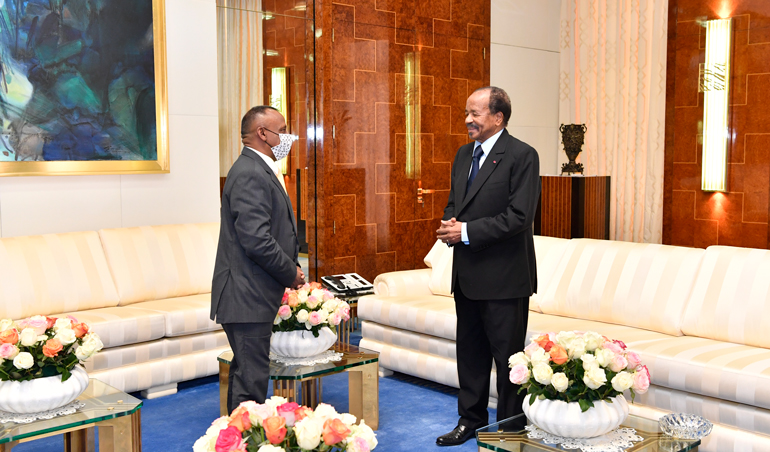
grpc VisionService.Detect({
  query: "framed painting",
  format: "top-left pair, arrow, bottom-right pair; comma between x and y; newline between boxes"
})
0,0 -> 168,176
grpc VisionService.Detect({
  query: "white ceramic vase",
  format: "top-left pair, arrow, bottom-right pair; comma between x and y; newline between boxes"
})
522,394 -> 629,438
0,366 -> 89,414
270,327 -> 337,358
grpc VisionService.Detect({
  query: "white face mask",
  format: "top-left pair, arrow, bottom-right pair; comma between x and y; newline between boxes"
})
265,128 -> 298,161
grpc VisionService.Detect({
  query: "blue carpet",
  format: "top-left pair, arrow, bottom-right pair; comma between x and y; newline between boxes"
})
13,333 -> 493,452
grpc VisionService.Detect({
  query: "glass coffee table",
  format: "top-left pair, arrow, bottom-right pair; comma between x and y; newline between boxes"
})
218,344 -> 379,429
0,379 -> 142,452
477,414 -> 700,451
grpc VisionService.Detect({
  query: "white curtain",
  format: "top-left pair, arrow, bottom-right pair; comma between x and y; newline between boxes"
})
217,0 -> 264,177
559,0 -> 667,243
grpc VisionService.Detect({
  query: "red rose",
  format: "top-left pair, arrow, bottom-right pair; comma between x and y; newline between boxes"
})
263,416 -> 287,444
323,418 -> 351,445
215,426 -> 245,452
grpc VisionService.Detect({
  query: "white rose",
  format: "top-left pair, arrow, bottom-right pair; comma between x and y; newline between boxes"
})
193,434 -> 217,452
508,352 -> 529,368
273,314 -> 282,325
297,290 -> 310,303
13,351 -> 34,369
551,372 -> 569,392
583,366 -> 607,389
54,318 -> 73,332
322,299 -> 339,312
75,333 -> 104,360
349,420 -> 378,450
55,328 -> 77,345
294,418 -> 323,450
340,413 -> 357,426
0,319 -> 14,332
611,371 -> 635,392
296,309 -> 310,323
36,334 -> 48,343
581,353 -> 599,370
316,309 -> 330,324
257,446 -> 286,452
529,348 -> 550,366
583,331 -> 604,351
567,338 -> 587,359
19,328 -> 38,347
205,416 -> 232,436
532,363 -> 553,385
555,331 -> 577,349
311,289 -> 325,300
313,403 -> 339,420
265,395 -> 287,414
596,348 -> 615,368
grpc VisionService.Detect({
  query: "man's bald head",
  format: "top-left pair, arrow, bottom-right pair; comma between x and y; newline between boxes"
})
240,106 -> 288,159
241,106 -> 280,138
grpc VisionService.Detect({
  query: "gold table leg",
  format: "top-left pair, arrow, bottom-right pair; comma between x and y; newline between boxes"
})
0,441 -> 18,451
64,427 -> 95,452
97,410 -> 141,452
347,361 -> 379,430
219,361 -> 230,416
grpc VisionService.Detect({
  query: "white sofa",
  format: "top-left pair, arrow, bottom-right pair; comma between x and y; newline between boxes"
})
358,236 -> 770,451
0,223 -> 228,397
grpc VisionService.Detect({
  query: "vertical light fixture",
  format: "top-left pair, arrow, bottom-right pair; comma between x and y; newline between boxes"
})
700,18 -> 732,192
404,52 -> 421,180
270,67 -> 290,175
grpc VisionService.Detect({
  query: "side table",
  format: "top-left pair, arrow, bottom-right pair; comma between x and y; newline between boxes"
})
217,345 -> 379,429
0,379 -> 142,452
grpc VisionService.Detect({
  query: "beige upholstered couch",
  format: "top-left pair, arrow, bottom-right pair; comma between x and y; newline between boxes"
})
0,223 -> 228,397
359,236 -> 770,451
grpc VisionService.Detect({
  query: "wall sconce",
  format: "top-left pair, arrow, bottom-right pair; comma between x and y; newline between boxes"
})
404,52 -> 421,180
700,18 -> 732,192
270,67 -> 290,175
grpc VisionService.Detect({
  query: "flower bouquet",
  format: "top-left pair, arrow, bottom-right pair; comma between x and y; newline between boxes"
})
273,283 -> 351,337
0,315 -> 103,382
193,396 -> 378,452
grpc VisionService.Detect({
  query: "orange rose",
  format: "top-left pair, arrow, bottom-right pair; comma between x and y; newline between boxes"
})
549,344 -> 569,365
45,316 -> 56,329
533,334 -> 551,350
309,282 -> 323,290
228,406 -> 252,432
72,323 -> 89,339
42,338 -> 63,358
287,293 -> 300,308
322,418 -> 351,446
0,329 -> 18,344
294,406 -> 313,422
263,416 -> 286,444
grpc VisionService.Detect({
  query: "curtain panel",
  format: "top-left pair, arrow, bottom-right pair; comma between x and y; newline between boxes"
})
559,0 -> 667,243
217,0 -> 264,177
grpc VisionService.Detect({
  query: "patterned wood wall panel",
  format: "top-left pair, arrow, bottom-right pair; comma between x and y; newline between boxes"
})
664,0 -> 770,249
317,0 -> 490,282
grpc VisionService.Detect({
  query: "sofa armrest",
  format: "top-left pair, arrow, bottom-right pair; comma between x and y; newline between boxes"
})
373,269 -> 434,297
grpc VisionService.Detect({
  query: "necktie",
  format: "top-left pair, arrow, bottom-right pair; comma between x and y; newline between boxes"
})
272,164 -> 287,193
466,145 -> 483,196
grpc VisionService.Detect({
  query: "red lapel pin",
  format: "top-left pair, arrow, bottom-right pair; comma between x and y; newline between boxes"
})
493,160 -> 497,163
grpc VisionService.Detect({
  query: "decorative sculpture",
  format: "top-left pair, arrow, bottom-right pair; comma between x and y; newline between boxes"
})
560,124 -> 587,175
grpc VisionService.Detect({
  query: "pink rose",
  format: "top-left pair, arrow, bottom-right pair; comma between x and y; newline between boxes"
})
306,296 -> 320,308
282,290 -> 290,305
509,364 -> 530,385
337,305 -> 350,321
633,365 -> 650,394
277,402 -> 299,426
17,316 -> 48,335
626,351 -> 642,370
215,426 -> 246,452
329,313 -> 342,326
523,341 -> 540,357
323,291 -> 334,301
308,311 -> 322,326
0,343 -> 19,359
604,341 -> 624,355
609,354 -> 628,372
278,305 -> 292,320
348,436 -> 370,452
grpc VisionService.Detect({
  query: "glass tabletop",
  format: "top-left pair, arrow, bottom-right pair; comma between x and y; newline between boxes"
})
218,344 -> 379,380
477,413 -> 701,452
0,379 -> 142,444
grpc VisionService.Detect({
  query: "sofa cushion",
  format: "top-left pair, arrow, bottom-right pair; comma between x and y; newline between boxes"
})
358,294 -> 457,341
61,306 -> 166,348
130,294 -> 222,337
682,246 -> 770,349
424,240 -> 453,297
530,235 -> 570,312
628,335 -> 770,410
373,269 -> 433,298
0,231 -> 120,320
98,223 -> 219,306
539,239 -> 704,336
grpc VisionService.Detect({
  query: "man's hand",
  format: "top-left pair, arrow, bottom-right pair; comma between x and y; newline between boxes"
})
293,268 -> 306,289
437,217 -> 463,245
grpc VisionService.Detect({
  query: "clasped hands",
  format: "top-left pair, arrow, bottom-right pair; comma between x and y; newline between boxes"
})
293,267 -> 306,289
437,218 -> 462,245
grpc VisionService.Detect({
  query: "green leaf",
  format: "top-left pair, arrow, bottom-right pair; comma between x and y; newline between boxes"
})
578,399 -> 594,412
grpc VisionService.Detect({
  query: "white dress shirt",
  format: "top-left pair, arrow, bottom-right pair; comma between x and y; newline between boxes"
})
461,128 -> 504,244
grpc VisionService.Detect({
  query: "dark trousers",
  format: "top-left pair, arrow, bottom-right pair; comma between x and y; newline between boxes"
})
222,322 -> 273,414
454,282 -> 529,428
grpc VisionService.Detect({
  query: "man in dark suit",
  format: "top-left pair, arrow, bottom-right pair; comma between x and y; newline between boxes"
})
211,106 -> 306,413
436,87 -> 541,446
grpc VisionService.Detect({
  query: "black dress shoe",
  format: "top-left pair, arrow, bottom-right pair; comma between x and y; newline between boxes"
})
436,424 -> 476,446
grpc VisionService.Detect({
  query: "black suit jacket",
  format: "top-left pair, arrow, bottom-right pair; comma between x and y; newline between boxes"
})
443,129 -> 541,300
210,148 -> 299,324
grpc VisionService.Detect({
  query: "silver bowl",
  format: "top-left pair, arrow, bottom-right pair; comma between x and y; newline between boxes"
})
658,413 -> 713,440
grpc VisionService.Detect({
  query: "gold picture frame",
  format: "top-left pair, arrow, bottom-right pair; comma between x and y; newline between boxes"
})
0,0 -> 169,176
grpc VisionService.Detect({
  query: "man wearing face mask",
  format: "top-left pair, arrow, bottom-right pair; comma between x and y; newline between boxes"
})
435,87 -> 540,446
211,105 -> 305,413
